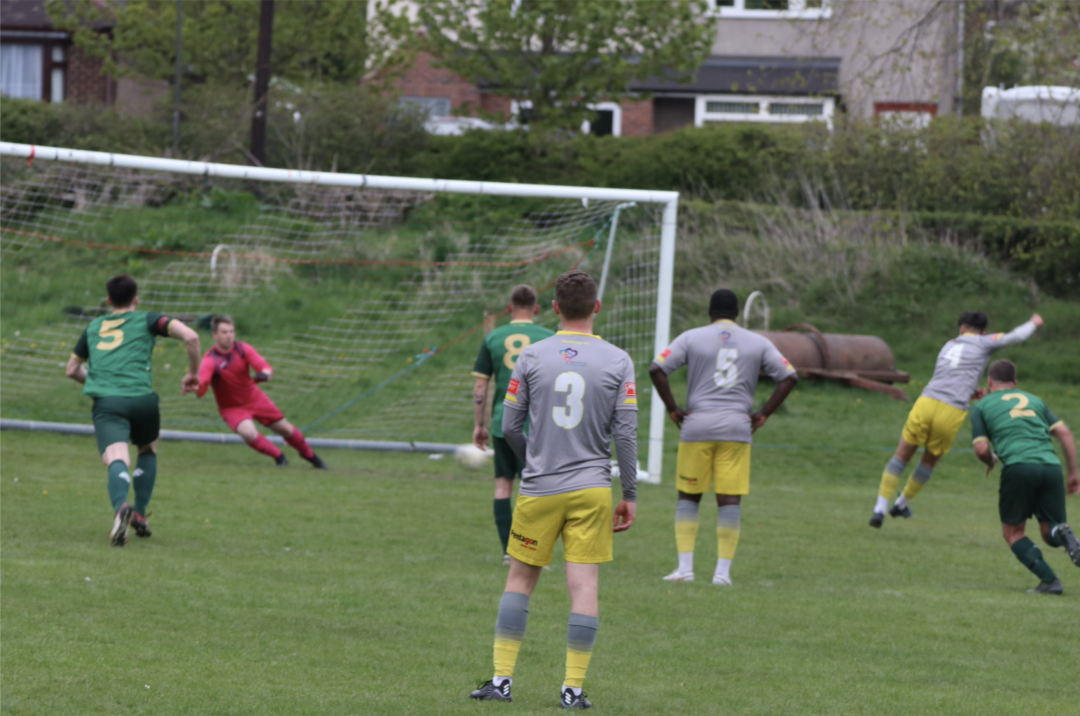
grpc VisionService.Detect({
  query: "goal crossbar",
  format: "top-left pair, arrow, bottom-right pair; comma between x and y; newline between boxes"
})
0,142 -> 678,484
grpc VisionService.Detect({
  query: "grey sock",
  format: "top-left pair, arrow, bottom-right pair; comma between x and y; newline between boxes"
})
567,612 -> 599,653
676,499 -> 700,521
495,591 -> 530,642
885,455 -> 907,476
717,504 -> 740,530
912,463 -> 934,484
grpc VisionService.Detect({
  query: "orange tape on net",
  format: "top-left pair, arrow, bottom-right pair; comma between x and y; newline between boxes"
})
0,226 -> 595,269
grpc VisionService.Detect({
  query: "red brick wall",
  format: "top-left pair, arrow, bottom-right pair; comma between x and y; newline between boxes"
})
620,97 -> 653,136
386,52 -> 658,134
66,45 -> 111,104
392,51 -> 484,114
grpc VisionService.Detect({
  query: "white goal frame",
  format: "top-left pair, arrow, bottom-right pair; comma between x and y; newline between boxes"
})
0,142 -> 678,484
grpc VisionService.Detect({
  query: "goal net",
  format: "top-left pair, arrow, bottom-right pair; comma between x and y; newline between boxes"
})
0,143 -> 677,482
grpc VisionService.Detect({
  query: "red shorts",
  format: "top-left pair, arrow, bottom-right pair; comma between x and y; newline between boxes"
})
219,393 -> 285,431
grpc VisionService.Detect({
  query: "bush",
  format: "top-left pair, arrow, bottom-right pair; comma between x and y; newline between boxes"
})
0,98 -> 168,154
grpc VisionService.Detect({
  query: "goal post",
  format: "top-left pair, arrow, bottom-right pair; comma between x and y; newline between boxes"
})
0,142 -> 677,484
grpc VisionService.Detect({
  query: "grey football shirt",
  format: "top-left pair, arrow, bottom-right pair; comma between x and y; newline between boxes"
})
653,320 -> 797,444
502,331 -> 637,498
920,321 -> 1036,410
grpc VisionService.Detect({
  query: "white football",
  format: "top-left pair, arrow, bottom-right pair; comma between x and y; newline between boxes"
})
455,444 -> 492,471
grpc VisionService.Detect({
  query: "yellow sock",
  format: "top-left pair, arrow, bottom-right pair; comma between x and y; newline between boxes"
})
717,527 -> 740,560
675,520 -> 699,554
674,499 -> 700,554
494,638 -> 523,678
565,613 -> 598,689
716,504 -> 740,560
493,592 -> 529,678
879,472 -> 901,499
902,463 -> 934,500
565,649 -> 593,688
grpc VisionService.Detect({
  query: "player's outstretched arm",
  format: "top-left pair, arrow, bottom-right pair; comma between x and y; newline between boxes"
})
750,375 -> 798,432
648,364 -> 686,427
472,376 -> 490,450
194,352 -> 216,398
992,314 -> 1043,348
170,321 -> 202,395
1050,422 -> 1079,495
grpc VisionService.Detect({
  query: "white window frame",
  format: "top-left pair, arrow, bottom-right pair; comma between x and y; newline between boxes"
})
694,94 -> 835,130
581,101 -> 622,138
510,100 -> 622,137
706,0 -> 832,20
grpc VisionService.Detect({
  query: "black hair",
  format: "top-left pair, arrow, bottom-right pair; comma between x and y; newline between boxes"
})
106,274 -> 138,308
709,289 -> 739,320
958,310 -> 988,332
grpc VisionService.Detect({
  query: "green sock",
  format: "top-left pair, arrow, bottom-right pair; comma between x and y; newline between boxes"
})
133,452 -> 157,515
1011,537 -> 1058,584
107,460 -> 131,511
494,498 -> 513,555
1044,525 -> 1063,548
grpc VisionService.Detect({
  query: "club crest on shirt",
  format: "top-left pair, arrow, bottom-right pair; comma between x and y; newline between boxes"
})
625,382 -> 637,398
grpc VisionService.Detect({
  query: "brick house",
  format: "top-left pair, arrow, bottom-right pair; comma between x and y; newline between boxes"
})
388,0 -> 959,136
0,0 -> 114,104
1,0 -> 164,113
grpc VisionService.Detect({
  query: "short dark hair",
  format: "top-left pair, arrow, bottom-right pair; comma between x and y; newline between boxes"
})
958,310 -> 988,332
709,289 -> 739,320
211,315 -> 234,333
989,359 -> 1017,383
554,270 -> 597,320
106,274 -> 138,308
509,284 -> 537,309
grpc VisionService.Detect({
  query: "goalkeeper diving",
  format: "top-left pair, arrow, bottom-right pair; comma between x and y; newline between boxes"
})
189,316 -> 327,469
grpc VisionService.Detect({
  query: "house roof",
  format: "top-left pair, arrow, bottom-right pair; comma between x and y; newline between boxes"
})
631,55 -> 841,96
0,0 -> 55,30
1,0 -> 114,33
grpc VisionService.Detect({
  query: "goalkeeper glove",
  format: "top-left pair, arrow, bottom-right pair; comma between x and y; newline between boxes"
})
254,372 -> 270,383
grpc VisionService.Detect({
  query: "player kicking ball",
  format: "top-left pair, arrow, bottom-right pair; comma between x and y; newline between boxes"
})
65,274 -> 203,546
471,285 -> 554,564
650,289 -> 797,586
971,360 -> 1080,594
469,270 -> 638,709
869,310 -> 1042,528
190,316 -> 327,470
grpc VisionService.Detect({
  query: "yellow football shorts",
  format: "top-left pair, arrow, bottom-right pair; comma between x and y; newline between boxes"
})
507,487 -> 613,567
901,396 -> 968,456
676,441 -> 752,496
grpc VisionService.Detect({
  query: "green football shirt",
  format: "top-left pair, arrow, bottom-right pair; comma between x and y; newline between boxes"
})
73,311 -> 174,398
970,389 -> 1062,466
473,319 -> 554,438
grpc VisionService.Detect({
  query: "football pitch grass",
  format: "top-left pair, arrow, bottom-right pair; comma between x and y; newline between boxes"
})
3,382 -> 1079,716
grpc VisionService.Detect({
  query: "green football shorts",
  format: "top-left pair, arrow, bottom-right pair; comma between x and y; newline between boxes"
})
91,393 -> 161,454
492,436 -> 525,481
999,462 -> 1067,526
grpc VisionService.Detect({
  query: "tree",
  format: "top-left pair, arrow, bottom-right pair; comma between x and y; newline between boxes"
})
48,0 -> 376,86
962,1 -> 1080,116
377,0 -> 716,131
